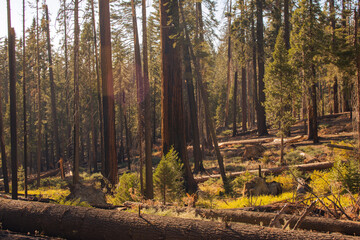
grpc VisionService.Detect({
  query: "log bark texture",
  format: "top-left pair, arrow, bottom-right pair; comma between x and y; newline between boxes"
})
0,199 -> 354,240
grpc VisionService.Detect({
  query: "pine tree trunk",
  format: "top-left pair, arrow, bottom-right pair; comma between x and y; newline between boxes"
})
142,0 -> 154,199
256,0 -> 268,136
23,0 -> 28,198
224,0 -> 232,128
284,0 -> 290,50
0,70 -> 9,194
99,0 -> 117,185
90,0 -> 105,175
7,0 -> 18,198
45,5 -> 61,172
35,0 -> 42,189
354,6 -> 360,149
251,12 -> 258,129
160,0 -> 197,193
232,71 -> 238,137
73,0 -> 80,185
241,67 -> 247,133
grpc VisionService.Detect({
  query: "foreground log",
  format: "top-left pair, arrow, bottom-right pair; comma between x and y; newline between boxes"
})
195,161 -> 334,183
0,199 -> 353,240
123,201 -> 360,236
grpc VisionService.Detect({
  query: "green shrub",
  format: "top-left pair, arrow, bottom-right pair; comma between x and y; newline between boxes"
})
333,159 -> 360,194
284,150 -> 305,164
153,147 -> 184,204
231,171 -> 255,193
113,172 -> 140,204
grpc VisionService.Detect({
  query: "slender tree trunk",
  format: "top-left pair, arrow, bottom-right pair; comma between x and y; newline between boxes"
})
7,0 -> 17,198
160,0 -> 197,193
131,0 -> 145,195
23,0 -> 28,198
284,0 -> 290,50
251,12 -> 258,129
354,7 -> 360,149
99,0 -> 117,185
142,0 -> 154,199
241,67 -> 247,133
232,71 -> 238,137
183,36 -> 204,173
45,5 -> 61,172
330,0 -> 339,114
123,103 -> 131,171
35,0 -> 42,189
90,0 -> 105,175
256,0 -> 268,136
73,0 -> 80,185
0,76 -> 9,193
63,0 -> 71,164
224,0 -> 232,128
180,2 -> 228,192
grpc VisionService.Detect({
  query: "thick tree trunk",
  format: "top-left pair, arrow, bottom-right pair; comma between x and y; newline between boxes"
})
142,0 -> 154,200
232,71 -> 238,137
330,0 -> 339,114
334,77 -> 339,113
90,0 -> 105,174
0,199 -> 351,240
160,0 -> 197,193
256,0 -> 268,136
45,5 -> 61,172
99,0 -> 118,185
355,7 -> 360,149
180,3 -> 228,191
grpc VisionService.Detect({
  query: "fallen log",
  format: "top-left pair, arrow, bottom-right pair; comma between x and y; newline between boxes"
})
0,198 -> 353,240
119,201 -> 360,236
218,137 -> 274,147
327,144 -> 354,151
194,161 -> 334,183
27,169 -> 60,184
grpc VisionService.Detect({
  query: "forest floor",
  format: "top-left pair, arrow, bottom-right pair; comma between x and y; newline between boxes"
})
1,112 -> 359,238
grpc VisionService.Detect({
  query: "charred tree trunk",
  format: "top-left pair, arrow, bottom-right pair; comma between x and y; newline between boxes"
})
256,0 -> 268,136
284,0 -> 290,50
0,67 -> 9,194
232,71 -> 238,137
45,5 -> 61,172
99,0 -> 117,185
142,0 -> 154,200
355,7 -> 360,149
160,0 -> 197,193
251,12 -> 258,129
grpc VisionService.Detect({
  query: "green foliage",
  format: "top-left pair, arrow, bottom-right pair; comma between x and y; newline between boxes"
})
264,29 -> 299,137
113,172 -> 140,204
309,170 -> 333,195
153,147 -> 184,204
333,159 -> 360,194
231,171 -> 254,193
284,150 -> 306,165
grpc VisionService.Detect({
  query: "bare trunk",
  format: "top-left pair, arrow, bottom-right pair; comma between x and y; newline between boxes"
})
22,0 -> 27,198
232,71 -> 238,137
142,0 -> 154,200
99,0 -> 118,185
241,67 -> 247,132
224,0 -> 232,128
90,0 -> 105,175
256,0 -> 268,136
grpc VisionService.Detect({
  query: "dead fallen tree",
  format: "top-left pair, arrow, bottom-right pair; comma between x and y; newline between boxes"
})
26,169 -> 60,185
122,201 -> 360,236
218,137 -> 274,147
195,161 -> 334,183
327,144 -> 354,151
0,198 -> 353,240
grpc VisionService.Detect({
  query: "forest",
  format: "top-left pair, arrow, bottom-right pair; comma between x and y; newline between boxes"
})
1,0 -> 360,239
